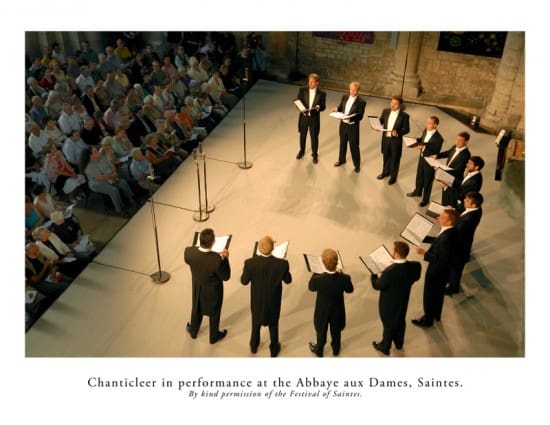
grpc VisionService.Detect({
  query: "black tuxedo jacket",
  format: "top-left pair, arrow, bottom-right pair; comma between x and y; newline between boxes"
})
371,261 -> 421,328
297,86 -> 326,133
184,246 -> 230,316
379,108 -> 410,151
336,95 -> 366,125
81,93 -> 101,117
424,227 -> 457,279
455,208 -> 482,263
446,172 -> 483,210
417,129 -> 444,157
437,146 -> 471,185
240,255 -> 292,326
309,272 -> 354,332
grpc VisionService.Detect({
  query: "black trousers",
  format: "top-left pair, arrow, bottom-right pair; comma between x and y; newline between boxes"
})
338,122 -> 361,168
381,136 -> 403,180
447,260 -> 466,292
189,301 -> 221,342
299,116 -> 319,157
423,272 -> 447,323
414,155 -> 436,204
379,321 -> 406,351
315,320 -> 342,356
250,321 -> 279,354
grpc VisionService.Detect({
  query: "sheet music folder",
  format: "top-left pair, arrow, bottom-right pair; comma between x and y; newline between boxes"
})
367,116 -> 389,131
426,201 -> 446,219
434,168 -> 455,186
359,245 -> 393,274
303,251 -> 344,274
293,99 -> 310,113
193,232 -> 232,253
252,240 -> 289,259
400,213 -> 434,246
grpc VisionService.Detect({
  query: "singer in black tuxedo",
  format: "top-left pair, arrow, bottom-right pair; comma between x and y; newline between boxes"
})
435,132 -> 471,194
333,81 -> 366,172
407,116 -> 444,206
240,236 -> 292,357
440,156 -> 484,211
308,249 -> 354,357
296,73 -> 326,163
446,192 -> 483,294
412,210 -> 458,327
371,241 -> 422,355
184,228 -> 231,344
378,96 -> 410,184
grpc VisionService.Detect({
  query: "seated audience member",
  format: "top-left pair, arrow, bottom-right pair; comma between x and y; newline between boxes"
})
29,95 -> 49,126
101,136 -> 132,184
28,122 -> 51,158
81,147 -> 137,217
142,44 -> 161,68
25,145 -> 51,191
174,45 -> 189,70
207,70 -> 238,109
62,130 -> 87,171
143,94 -> 163,122
129,147 -> 160,192
162,55 -> 178,81
80,116 -> 103,146
44,89 -> 63,120
163,80 -> 179,109
219,62 -> 243,98
81,84 -> 102,117
176,103 -> 208,138
58,102 -> 82,135
152,84 -> 169,113
144,134 -> 183,182
51,42 -> 66,67
32,184 -> 65,219
51,60 -> 68,85
150,61 -> 168,86
44,142 -> 86,200
72,95 -> 90,123
94,80 -> 111,111
25,242 -> 72,299
103,100 -> 122,134
187,56 -> 210,84
164,110 -> 199,153
126,105 -> 156,147
125,85 -> 144,112
26,195 -> 45,240
50,210 -> 96,260
111,126 -> 134,158
130,53 -> 148,85
81,40 -> 99,65
194,91 -> 223,124
104,71 -> 125,100
75,65 -> 95,94
185,95 -> 214,131
104,45 -> 123,72
44,119 -> 65,146
27,76 -> 47,99
40,68 -> 57,91
114,38 -> 132,63
32,226 -> 87,278
171,73 -> 188,104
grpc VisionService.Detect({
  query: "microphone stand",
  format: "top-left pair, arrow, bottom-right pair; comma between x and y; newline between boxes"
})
238,67 -> 253,169
147,165 -> 170,283
193,148 -> 209,221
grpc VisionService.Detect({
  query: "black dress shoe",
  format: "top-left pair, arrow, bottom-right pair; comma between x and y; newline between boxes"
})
377,173 -> 387,179
309,342 -> 323,357
411,316 -> 433,328
419,201 -> 428,207
445,286 -> 459,295
334,161 -> 345,167
313,157 -> 318,164
296,151 -> 304,159
271,343 -> 281,358
210,329 -> 227,344
354,167 -> 360,173
388,179 -> 396,185
407,192 -> 420,197
394,344 -> 403,350
372,341 -> 390,355
186,322 -> 197,339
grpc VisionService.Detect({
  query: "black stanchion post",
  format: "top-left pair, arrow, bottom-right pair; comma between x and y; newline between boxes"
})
193,148 -> 209,221
238,67 -> 253,169
147,164 -> 170,283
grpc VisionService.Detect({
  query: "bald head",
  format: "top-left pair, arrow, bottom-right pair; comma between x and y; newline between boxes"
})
258,236 -> 274,255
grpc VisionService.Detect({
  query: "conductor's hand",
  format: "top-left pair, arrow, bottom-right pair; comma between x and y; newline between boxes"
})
220,249 -> 229,259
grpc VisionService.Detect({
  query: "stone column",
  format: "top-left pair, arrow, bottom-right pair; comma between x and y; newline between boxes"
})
385,32 -> 422,98
481,32 -> 525,133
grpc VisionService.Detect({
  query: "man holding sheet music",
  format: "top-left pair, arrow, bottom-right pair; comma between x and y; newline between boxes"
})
377,96 -> 410,184
370,241 -> 421,355
412,209 -> 458,328
333,81 -> 366,172
296,73 -> 326,164
240,236 -> 292,357
433,131 -> 471,192
436,156 -> 484,212
308,249 -> 354,357
184,228 -> 231,344
406,116 -> 444,207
